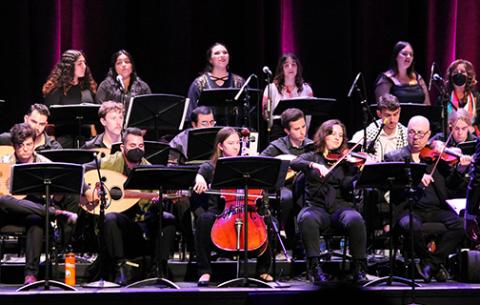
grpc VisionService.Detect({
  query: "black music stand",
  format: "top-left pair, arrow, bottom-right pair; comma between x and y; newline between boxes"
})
123,165 -> 199,289
12,163 -> 84,292
185,127 -> 223,162
124,94 -> 189,140
111,141 -> 171,165
198,88 -> 261,128
457,140 -> 476,155
49,104 -> 100,148
357,162 -> 426,288
211,156 -> 288,288
38,149 -> 97,164
273,97 -> 337,136
370,103 -> 443,134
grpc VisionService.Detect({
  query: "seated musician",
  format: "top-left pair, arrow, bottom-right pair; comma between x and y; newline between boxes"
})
168,105 -> 217,256
290,119 -> 368,284
260,108 -> 313,257
431,108 -> 477,146
169,105 -> 216,164
384,115 -> 468,282
0,123 -> 77,285
351,93 -> 408,238
193,127 -> 273,286
83,127 -> 176,286
0,103 -> 62,151
465,138 -> 480,241
351,93 -> 408,162
82,101 -> 124,150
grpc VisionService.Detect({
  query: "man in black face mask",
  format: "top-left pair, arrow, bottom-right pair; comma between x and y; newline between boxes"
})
83,127 -> 176,285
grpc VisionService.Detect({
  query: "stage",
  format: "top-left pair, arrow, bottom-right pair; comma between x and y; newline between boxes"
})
0,258 -> 479,305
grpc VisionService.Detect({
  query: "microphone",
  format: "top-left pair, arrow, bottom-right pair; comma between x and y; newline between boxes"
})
366,118 -> 387,154
433,73 -> 444,82
234,74 -> 257,101
428,62 -> 435,91
347,72 -> 362,98
116,75 -> 126,93
262,66 -> 272,76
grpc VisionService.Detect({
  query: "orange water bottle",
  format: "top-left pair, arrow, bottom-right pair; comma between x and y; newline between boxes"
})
64,247 -> 76,286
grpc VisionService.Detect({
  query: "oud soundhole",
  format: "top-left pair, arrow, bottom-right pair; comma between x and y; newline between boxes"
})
110,187 -> 123,200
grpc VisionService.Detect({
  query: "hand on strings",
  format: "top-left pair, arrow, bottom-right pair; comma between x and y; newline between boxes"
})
193,174 -> 208,194
465,214 -> 480,242
421,174 -> 434,187
457,155 -> 473,172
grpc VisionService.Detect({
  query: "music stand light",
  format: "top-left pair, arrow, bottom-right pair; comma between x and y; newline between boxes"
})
124,94 -> 189,140
357,162 -> 426,288
122,165 -> 199,289
48,104 -> 100,148
211,156 -> 288,288
12,162 -> 84,291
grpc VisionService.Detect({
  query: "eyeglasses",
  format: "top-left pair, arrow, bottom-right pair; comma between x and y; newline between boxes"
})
199,120 -> 216,127
407,129 -> 429,138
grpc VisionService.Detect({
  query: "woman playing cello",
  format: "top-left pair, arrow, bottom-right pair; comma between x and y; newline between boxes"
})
193,127 -> 272,286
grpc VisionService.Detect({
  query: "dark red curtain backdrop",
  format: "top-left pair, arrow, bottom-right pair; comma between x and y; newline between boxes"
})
1,0 -> 480,139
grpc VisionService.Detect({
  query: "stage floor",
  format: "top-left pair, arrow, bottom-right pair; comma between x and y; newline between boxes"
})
1,255 -> 479,305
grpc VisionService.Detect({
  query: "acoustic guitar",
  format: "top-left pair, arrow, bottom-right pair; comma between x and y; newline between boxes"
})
0,163 -> 25,199
81,169 -> 190,215
275,154 -> 298,182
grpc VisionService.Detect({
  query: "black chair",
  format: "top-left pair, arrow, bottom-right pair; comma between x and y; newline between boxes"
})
293,172 -> 351,279
0,225 -> 26,283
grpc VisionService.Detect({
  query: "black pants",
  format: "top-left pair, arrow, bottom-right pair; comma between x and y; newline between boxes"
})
297,206 -> 367,260
103,211 -> 176,263
0,195 -> 58,277
396,207 -> 464,265
195,210 -> 271,276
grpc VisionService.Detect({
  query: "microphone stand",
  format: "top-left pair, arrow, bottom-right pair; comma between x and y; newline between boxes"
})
366,122 -> 385,155
83,154 -> 120,288
348,73 -> 377,151
404,158 -> 421,305
234,74 -> 257,128
431,76 -> 450,140
265,73 -> 273,143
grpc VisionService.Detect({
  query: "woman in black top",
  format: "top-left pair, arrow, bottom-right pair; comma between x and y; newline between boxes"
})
96,49 -> 151,106
193,127 -> 272,286
290,119 -> 368,284
42,49 -> 98,147
374,41 -> 431,105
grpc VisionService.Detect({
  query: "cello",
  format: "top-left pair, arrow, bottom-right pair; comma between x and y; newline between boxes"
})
210,128 -> 268,256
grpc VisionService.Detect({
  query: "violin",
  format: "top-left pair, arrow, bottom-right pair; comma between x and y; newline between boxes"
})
419,140 -> 464,165
325,150 -> 368,168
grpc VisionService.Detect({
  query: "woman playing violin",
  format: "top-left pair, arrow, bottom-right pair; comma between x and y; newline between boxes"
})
290,119 -> 368,284
193,127 -> 273,286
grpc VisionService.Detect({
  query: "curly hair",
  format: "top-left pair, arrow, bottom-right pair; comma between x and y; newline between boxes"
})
273,53 -> 305,94
42,49 -> 97,96
445,59 -> 477,94
313,119 -> 347,155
